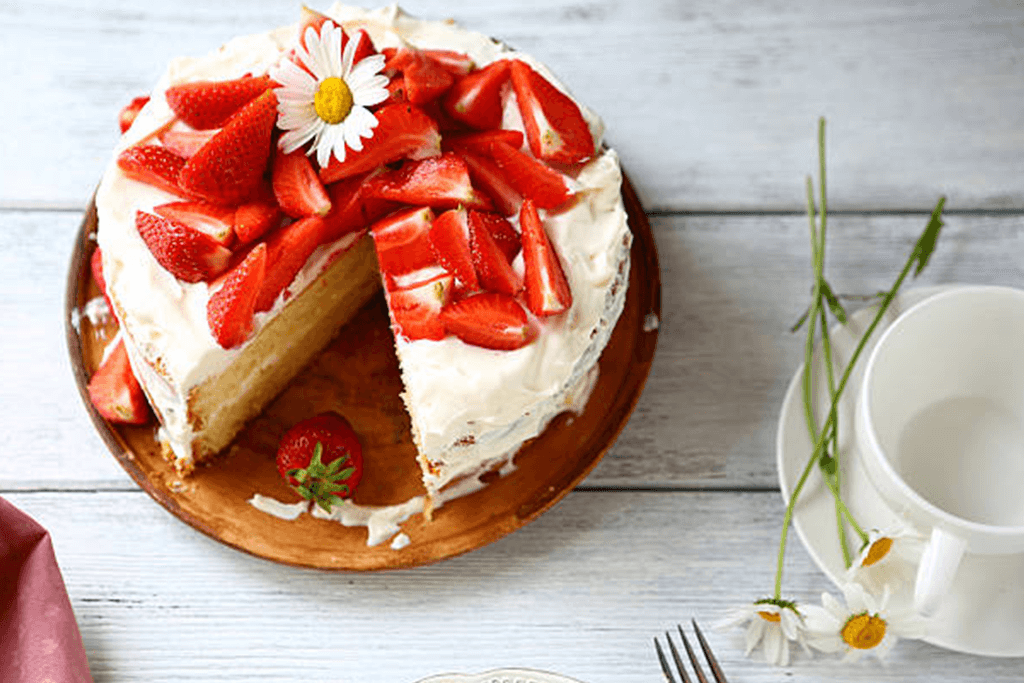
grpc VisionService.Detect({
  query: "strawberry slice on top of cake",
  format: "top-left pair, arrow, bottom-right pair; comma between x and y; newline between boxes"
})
93,3 -> 631,505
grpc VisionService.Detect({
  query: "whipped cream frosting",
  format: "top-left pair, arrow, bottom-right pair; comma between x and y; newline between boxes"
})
95,5 -> 632,499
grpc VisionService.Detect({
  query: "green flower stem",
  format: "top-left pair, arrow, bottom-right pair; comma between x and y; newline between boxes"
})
774,199 -> 937,600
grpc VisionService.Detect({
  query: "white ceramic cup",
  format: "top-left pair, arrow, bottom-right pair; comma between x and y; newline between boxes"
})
856,285 -> 1024,617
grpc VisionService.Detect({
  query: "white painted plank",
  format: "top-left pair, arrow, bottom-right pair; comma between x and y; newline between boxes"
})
2,209 -> 1021,490
2,0 -> 1024,211
5,489 -> 1021,683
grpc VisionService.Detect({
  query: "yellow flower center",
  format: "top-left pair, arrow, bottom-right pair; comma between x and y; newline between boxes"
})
757,611 -> 781,623
314,77 -> 353,124
862,537 -> 894,567
841,613 -> 887,650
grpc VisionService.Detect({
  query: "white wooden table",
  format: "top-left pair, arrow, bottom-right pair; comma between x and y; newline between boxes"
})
3,1 -> 1024,681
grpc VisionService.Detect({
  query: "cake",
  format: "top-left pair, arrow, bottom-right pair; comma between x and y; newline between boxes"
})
92,4 -> 632,503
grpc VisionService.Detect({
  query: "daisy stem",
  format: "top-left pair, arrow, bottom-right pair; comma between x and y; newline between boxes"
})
775,128 -> 944,600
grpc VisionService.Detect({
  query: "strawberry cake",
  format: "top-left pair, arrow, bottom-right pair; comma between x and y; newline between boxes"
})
93,4 -> 632,503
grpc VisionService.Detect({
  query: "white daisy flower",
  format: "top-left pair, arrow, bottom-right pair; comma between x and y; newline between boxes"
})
845,525 -> 925,596
715,598 -> 808,666
803,583 -> 925,663
269,21 -> 389,168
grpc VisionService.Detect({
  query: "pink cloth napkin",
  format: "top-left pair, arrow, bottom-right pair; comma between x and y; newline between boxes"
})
0,496 -> 94,683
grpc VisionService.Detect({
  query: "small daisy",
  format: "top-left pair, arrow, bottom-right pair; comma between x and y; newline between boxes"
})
845,525 -> 925,595
716,598 -> 808,666
803,583 -> 924,663
270,21 -> 389,168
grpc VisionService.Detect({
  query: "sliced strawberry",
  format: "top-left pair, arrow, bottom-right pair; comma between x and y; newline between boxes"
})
390,46 -> 455,104
487,140 -> 572,210
442,60 -> 510,130
363,153 -> 493,210
135,210 -> 232,283
454,148 -> 522,217
178,90 -> 278,205
385,76 -> 407,103
321,171 -> 400,243
88,339 -> 150,424
476,211 -> 521,263
440,292 -> 536,350
387,268 -> 454,341
509,60 -> 594,165
444,128 -> 525,154
424,50 -> 475,76
348,29 -> 378,64
319,103 -> 441,184
370,206 -> 436,276
118,95 -> 150,133
297,6 -> 334,49
520,199 -> 572,316
428,207 -> 478,291
117,145 -> 188,197
159,128 -> 219,158
154,201 -> 234,247
165,74 -> 271,130
272,148 -> 332,218
233,201 -> 283,244
254,216 -> 326,312
469,210 -> 522,296
90,247 -> 108,296
207,243 -> 267,348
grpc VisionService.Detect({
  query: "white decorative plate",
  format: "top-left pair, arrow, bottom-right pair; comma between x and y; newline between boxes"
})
416,669 -> 586,683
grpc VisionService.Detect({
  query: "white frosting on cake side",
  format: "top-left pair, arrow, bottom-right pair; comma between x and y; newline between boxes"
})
96,5 -> 632,490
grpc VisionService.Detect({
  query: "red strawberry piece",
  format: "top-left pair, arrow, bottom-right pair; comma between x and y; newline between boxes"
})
159,128 -> 219,158
520,199 -> 572,316
319,103 -> 441,184
254,215 -> 326,312
487,140 -> 572,210
443,128 -> 525,154
118,95 -> 150,133
135,210 -> 232,283
272,148 -> 333,218
154,200 -> 234,247
428,207 -> 478,291
440,291 -> 537,350
389,46 -> 454,105
178,89 -> 278,206
165,74 -> 271,130
90,247 -> 108,296
275,412 -> 363,512
423,49 -> 475,76
207,242 -> 266,348
385,75 -> 407,103
233,201 -> 283,244
117,145 -> 188,197
321,171 -> 400,243
442,60 -> 510,130
348,29 -> 378,64
297,6 -> 334,49
473,210 -> 521,263
387,268 -> 454,341
468,210 -> 522,296
370,206 -> 437,276
87,339 -> 150,424
454,148 -> 522,217
508,60 -> 594,165
90,247 -> 115,313
363,153 -> 493,211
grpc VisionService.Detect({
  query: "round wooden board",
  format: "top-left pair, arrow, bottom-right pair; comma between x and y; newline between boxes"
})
65,175 -> 660,571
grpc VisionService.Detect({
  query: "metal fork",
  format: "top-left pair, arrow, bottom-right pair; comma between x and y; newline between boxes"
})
653,620 -> 729,683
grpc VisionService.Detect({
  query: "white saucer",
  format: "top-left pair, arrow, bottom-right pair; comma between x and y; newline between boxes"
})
416,669 -> 585,683
776,285 -> 1024,657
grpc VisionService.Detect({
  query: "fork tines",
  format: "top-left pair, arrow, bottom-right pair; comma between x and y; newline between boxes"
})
654,620 -> 729,683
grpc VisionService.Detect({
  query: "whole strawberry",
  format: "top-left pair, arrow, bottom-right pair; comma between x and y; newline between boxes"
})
275,412 -> 363,512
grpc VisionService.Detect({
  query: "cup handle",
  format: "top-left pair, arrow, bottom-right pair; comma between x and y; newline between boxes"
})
914,527 -> 967,617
